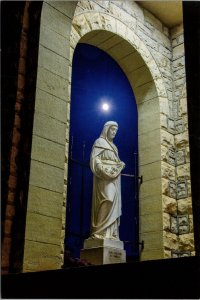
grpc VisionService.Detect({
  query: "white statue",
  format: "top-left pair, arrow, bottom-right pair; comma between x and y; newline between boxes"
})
89,121 -> 125,241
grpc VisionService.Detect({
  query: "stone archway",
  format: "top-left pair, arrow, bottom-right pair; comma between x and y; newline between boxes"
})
23,0 -> 194,272
63,11 -> 169,261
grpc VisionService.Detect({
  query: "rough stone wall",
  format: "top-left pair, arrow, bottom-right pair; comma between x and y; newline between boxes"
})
23,0 -> 194,271
65,0 -> 195,260
164,24 -> 194,257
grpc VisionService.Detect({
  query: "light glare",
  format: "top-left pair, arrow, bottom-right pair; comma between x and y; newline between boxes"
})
102,103 -> 109,111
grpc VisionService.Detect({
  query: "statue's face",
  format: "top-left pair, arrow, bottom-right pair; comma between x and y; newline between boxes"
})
107,126 -> 118,141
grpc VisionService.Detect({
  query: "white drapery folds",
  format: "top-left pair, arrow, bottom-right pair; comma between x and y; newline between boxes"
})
90,121 -> 125,240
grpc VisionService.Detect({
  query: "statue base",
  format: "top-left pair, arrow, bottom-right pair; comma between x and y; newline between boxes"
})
80,238 -> 126,265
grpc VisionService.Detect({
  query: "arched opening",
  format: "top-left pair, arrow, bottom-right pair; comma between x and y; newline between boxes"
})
65,43 -> 139,261
66,28 -> 163,260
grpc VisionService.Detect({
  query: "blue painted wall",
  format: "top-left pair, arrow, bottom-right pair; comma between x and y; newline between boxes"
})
65,43 -> 139,260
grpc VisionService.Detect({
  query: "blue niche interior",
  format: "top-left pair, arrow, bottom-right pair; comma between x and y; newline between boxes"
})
65,43 -> 139,261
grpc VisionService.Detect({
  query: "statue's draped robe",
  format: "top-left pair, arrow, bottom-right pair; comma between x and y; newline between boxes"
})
90,137 -> 124,239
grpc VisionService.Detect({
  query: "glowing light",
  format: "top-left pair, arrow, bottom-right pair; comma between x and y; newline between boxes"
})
102,103 -> 110,111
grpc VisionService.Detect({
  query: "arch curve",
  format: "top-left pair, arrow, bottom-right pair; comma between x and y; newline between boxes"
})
71,12 -> 168,101
66,9 -> 166,261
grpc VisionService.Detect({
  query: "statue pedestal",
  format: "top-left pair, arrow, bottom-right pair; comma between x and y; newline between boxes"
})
80,238 -> 126,265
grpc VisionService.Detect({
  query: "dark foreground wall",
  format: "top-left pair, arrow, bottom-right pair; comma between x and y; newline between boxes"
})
183,1 -> 200,256
2,257 -> 200,299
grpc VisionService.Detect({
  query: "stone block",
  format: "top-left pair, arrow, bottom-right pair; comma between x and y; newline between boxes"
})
177,34 -> 184,45
160,114 -> 168,130
98,34 -> 121,52
31,135 -> 65,169
83,238 -> 124,250
189,215 -> 194,233
171,250 -> 191,258
167,148 -> 176,166
187,179 -> 191,197
121,51 -> 145,73
138,98 -> 160,134
179,233 -> 195,251
25,211 -> 62,245
175,118 -> 184,133
38,45 -> 69,80
23,239 -> 61,272
175,81 -> 185,96
63,162 -> 69,182
140,248 -> 164,261
122,1 -> 144,21
140,213 -> 162,233
33,112 -> 66,145
140,194 -> 162,214
109,2 -> 127,22
41,2 -> 71,38
153,29 -> 171,50
70,27 -> 81,49
163,231 -> 178,250
178,215 -> 190,234
177,179 -> 188,199
176,163 -> 191,180
172,56 -> 185,70
175,131 -> 189,148
167,117 -> 175,133
92,0 -> 110,11
161,162 -> 175,181
172,38 -> 178,48
179,97 -> 188,117
161,146 -> 171,164
162,195 -> 177,215
144,9 -> 162,32
176,149 -> 186,166
40,24 -> 69,58
163,213 -> 171,231
164,250 -> 172,258
45,1 -> 77,19
139,128 -> 160,150
151,50 -> 170,70
168,180 -> 176,199
80,246 -> 126,265
73,14 -> 90,36
88,31 -> 113,48
37,67 -> 68,102
27,184 -> 63,218
78,0 -> 97,11
134,81 -> 157,104
29,160 -> 64,193
125,19 -> 137,31
161,130 -> 174,148
100,13 -> 117,32
174,68 -> 185,81
140,178 -> 162,199
129,65 -> 152,88
173,43 -> 184,60
137,30 -> 158,51
35,89 -> 68,123
158,44 -> 171,59
112,40 -> 134,61
140,161 -> 161,182
170,216 -> 178,234
140,231 -> 163,250
177,197 -> 193,215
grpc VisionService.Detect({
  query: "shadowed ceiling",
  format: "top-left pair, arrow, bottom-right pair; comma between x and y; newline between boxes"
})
136,1 -> 183,28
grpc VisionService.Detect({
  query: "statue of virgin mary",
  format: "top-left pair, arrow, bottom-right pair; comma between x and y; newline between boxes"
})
90,121 -> 125,241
